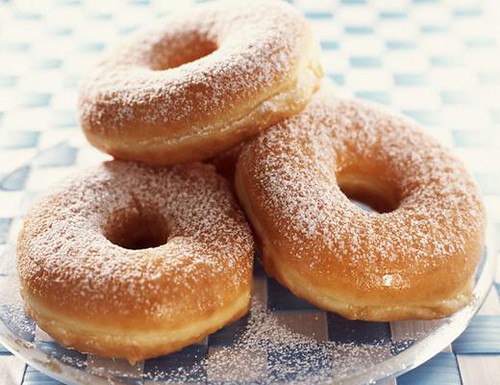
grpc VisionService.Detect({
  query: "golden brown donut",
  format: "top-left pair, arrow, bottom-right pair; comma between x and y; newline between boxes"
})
236,92 -> 486,321
17,161 -> 253,363
78,1 -> 323,165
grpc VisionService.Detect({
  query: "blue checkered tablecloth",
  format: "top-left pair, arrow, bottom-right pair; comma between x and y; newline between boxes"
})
1,0 -> 499,384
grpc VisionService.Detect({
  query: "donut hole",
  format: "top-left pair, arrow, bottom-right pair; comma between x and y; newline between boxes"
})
104,208 -> 169,250
149,32 -> 218,70
337,173 -> 400,214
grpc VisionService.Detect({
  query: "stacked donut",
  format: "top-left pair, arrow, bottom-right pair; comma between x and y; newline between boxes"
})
17,1 -> 486,364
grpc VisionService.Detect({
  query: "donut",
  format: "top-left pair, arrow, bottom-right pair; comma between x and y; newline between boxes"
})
235,92 -> 486,321
17,161 -> 254,363
78,1 -> 323,165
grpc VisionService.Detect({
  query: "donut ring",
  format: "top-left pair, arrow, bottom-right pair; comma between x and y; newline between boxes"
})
17,161 -> 253,362
78,1 -> 323,165
236,93 -> 486,321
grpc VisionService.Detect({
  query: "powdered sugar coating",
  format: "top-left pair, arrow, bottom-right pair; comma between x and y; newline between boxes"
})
17,161 -> 253,323
237,92 -> 486,316
78,1 -> 322,164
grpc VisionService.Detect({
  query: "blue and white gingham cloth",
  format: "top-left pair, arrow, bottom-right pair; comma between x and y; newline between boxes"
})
1,0 -> 499,384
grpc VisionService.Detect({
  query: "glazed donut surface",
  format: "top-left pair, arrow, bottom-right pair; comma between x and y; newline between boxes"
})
78,1 -> 323,165
236,92 -> 486,321
17,161 -> 254,362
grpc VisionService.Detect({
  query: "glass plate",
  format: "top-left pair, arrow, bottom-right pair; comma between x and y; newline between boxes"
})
0,245 -> 494,385
0,156 -> 495,385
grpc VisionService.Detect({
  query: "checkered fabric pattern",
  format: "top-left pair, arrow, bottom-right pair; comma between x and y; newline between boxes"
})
0,0 -> 499,384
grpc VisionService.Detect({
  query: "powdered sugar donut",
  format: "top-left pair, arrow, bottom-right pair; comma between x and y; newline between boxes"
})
17,161 -> 254,362
236,92 -> 486,321
78,1 -> 323,165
